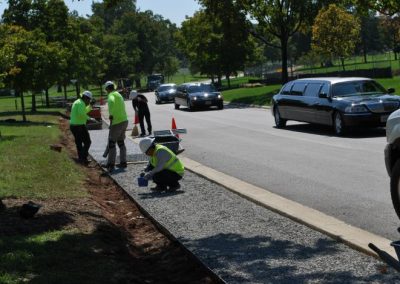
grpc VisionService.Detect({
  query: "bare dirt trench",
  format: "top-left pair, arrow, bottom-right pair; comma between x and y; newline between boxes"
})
1,117 -> 220,284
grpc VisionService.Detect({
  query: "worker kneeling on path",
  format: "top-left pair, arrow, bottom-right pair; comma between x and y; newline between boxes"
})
70,91 -> 95,165
139,138 -> 184,192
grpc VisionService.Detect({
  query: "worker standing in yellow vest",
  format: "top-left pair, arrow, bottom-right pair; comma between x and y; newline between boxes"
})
103,81 -> 129,172
70,91 -> 95,165
139,137 -> 184,192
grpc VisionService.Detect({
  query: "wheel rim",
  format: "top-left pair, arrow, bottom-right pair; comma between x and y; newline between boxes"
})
335,113 -> 342,134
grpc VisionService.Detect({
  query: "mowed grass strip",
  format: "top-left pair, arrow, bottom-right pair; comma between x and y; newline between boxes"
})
222,84 -> 280,106
0,114 -> 85,199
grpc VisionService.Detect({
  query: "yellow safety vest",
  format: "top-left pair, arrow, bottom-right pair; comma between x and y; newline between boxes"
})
150,144 -> 184,175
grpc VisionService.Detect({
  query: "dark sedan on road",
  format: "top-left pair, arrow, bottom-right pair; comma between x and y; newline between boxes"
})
174,83 -> 224,111
155,84 -> 177,104
271,77 -> 400,135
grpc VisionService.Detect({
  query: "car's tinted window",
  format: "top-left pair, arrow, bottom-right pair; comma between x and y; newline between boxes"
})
158,86 -> 176,92
188,84 -> 216,93
320,83 -> 330,96
303,83 -> 322,97
291,82 -> 307,96
280,83 -> 292,95
332,80 -> 386,97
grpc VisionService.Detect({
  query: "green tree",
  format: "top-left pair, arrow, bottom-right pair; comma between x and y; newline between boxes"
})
238,0 -> 314,83
312,4 -> 361,71
199,0 -> 254,87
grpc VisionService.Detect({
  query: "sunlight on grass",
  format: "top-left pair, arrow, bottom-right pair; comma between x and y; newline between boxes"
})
0,115 -> 85,199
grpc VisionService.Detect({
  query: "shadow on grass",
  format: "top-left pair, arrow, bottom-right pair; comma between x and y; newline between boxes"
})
0,135 -> 18,142
226,89 -> 278,107
0,222 -> 136,284
0,120 -> 56,127
182,233 -> 397,283
0,110 -> 63,117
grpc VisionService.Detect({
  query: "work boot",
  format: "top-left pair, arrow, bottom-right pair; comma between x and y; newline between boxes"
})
101,163 -> 115,173
150,185 -> 166,192
140,133 -> 146,137
116,162 -> 127,168
167,183 -> 181,192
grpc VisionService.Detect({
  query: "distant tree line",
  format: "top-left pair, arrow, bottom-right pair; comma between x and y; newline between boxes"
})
1,0 -> 400,117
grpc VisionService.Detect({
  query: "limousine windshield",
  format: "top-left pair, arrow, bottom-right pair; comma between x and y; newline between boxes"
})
188,84 -> 216,93
332,80 -> 387,97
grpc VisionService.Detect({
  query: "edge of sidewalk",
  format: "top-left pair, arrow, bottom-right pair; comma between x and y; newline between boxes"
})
102,103 -> 396,261
178,156 -> 397,260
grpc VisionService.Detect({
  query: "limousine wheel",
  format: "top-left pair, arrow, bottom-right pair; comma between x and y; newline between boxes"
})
333,112 -> 346,136
391,160 -> 400,220
274,107 -> 286,128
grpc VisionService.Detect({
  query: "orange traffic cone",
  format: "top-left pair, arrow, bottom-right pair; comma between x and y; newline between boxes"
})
172,117 -> 179,138
131,114 -> 139,137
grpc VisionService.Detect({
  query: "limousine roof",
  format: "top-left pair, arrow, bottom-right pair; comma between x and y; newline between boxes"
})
293,77 -> 372,84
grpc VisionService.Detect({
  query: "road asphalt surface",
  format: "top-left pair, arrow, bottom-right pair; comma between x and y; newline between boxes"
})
124,93 -> 400,241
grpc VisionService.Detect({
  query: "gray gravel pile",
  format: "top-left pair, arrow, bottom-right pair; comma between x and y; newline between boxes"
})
89,129 -> 400,283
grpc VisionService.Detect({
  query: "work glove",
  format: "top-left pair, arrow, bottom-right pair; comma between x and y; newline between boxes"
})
109,115 -> 113,120
143,172 -> 152,181
143,164 -> 153,172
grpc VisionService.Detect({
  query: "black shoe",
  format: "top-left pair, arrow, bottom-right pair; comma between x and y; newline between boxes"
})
150,185 -> 167,192
167,184 -> 181,192
79,159 -> 90,165
117,162 -> 127,168
140,133 -> 146,137
101,163 -> 115,172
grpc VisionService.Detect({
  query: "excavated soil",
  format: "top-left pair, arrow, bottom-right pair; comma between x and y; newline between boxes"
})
0,117 -> 218,284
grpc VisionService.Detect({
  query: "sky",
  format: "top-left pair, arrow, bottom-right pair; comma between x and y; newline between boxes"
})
0,0 -> 201,26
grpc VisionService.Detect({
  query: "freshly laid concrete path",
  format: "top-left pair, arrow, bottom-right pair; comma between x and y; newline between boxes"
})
89,129 -> 400,283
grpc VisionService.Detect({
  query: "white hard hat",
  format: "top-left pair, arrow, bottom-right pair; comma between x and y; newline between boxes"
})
139,137 -> 154,153
82,90 -> 92,99
130,90 -> 138,99
104,81 -> 114,88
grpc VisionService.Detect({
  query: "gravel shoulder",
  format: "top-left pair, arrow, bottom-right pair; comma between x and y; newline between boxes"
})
89,128 -> 400,283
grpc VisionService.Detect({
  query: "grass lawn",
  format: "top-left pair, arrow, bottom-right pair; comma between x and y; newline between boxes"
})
0,113 -> 138,283
222,84 -> 281,106
0,114 -> 84,198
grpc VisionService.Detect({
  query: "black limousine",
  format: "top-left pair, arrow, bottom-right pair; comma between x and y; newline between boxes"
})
271,77 -> 400,135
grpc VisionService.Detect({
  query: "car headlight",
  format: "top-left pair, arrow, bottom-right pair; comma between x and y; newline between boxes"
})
344,104 -> 369,113
193,96 -> 197,101
218,94 -> 222,99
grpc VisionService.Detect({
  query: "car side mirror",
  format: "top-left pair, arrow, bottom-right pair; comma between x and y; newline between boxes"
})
319,92 -> 329,99
388,88 -> 395,94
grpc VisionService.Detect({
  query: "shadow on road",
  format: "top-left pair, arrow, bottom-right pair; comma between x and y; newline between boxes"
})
277,123 -> 386,139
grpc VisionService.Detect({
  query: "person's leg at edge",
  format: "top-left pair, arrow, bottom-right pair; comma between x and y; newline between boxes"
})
139,111 -> 146,136
145,111 -> 152,134
70,125 -> 84,161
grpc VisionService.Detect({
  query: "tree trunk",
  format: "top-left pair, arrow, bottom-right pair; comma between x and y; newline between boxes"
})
280,37 -> 289,84
76,83 -> 80,99
341,58 -> 346,71
63,84 -> 67,101
395,51 -> 398,61
45,88 -> 50,108
363,44 -> 368,63
135,78 -> 141,88
31,93 -> 36,112
217,74 -> 222,86
57,84 -> 62,93
19,90 -> 26,122
226,74 -> 231,88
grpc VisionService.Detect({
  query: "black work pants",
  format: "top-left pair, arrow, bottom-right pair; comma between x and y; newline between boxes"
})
139,110 -> 152,135
70,125 -> 91,161
153,170 -> 182,188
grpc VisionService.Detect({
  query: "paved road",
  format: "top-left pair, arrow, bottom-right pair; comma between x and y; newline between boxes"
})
124,93 -> 400,240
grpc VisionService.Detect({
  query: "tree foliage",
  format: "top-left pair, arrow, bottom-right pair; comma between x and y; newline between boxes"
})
312,4 -> 361,70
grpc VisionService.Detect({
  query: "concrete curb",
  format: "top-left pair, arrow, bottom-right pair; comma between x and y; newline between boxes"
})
179,156 -> 397,260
